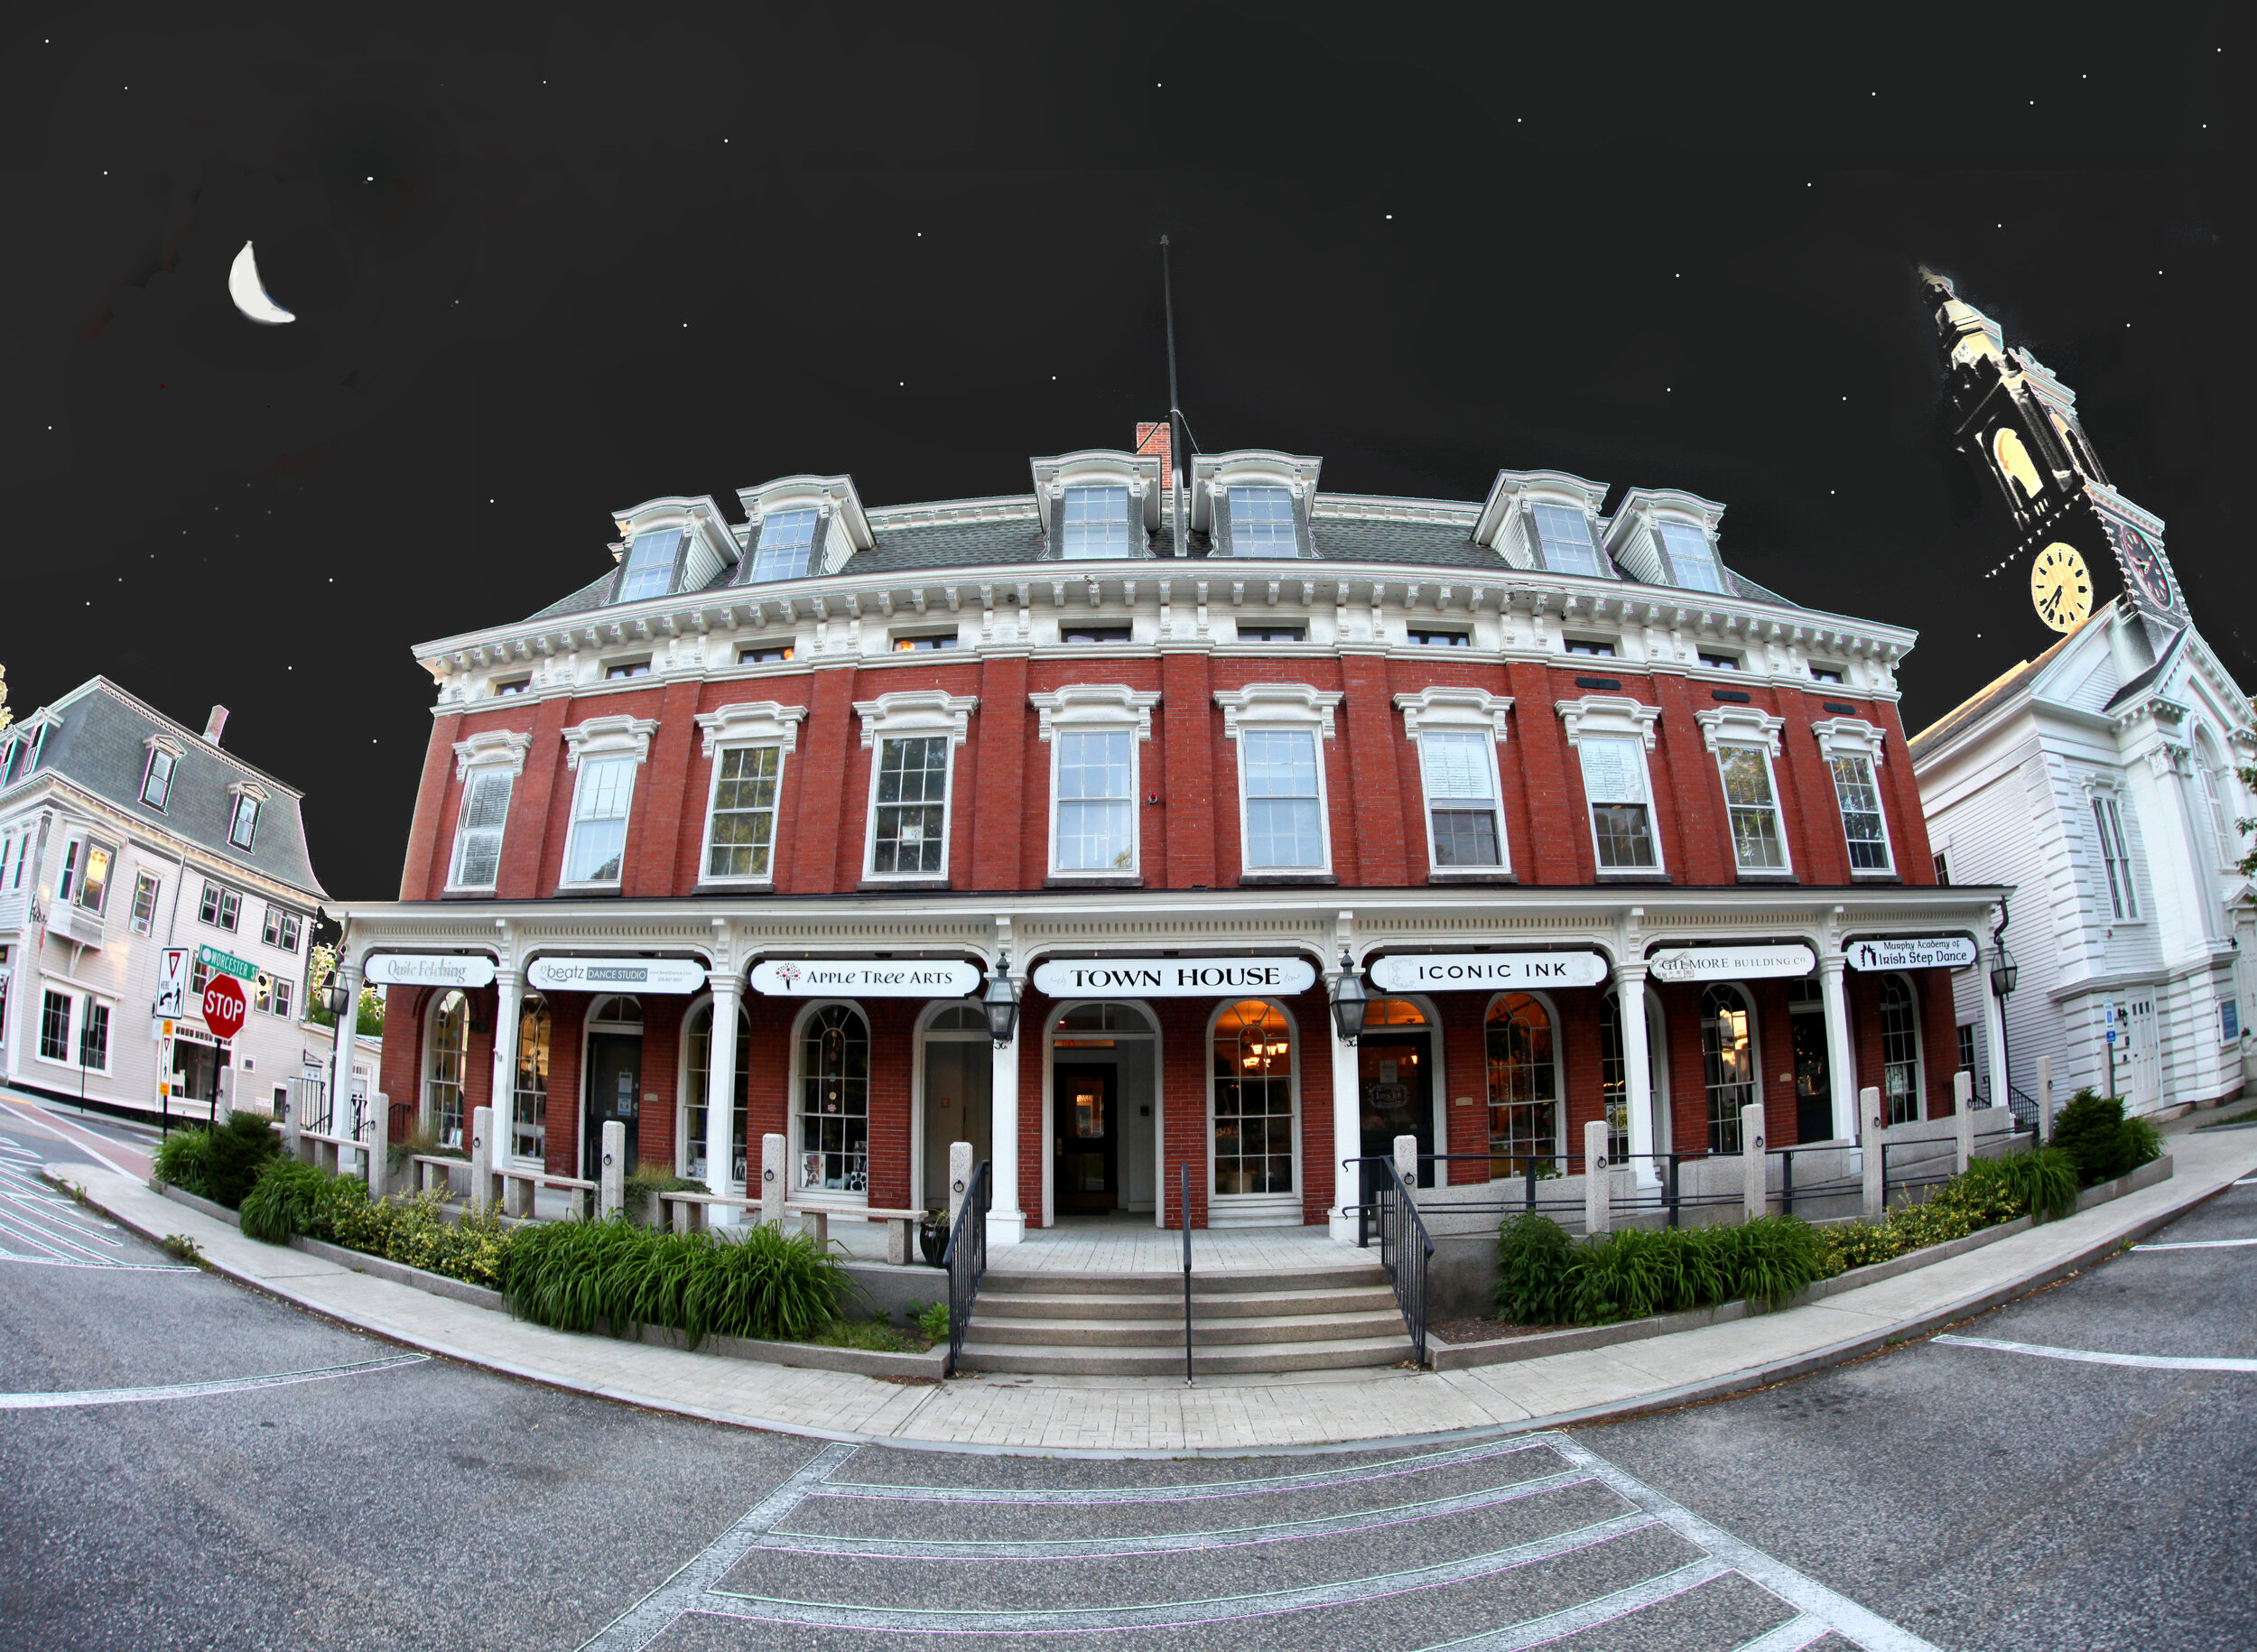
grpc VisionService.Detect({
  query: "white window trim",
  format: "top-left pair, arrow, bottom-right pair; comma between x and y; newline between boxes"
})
2081,775 -> 2142,923
1032,685 -> 1160,879
1204,997 -> 1304,1216
446,730 -> 533,894
423,988 -> 470,1150
35,984 -> 115,1076
58,833 -> 117,915
129,869 -> 161,935
693,701 -> 808,888
226,782 -> 268,853
139,736 -> 183,812
1484,988 -> 1568,1162
1656,517 -> 1728,593
855,691 -> 978,883
1525,495 -> 1610,579
1214,683 -> 1343,877
558,716 -> 659,889
1879,971 -> 1925,1124
1396,687 -> 1515,877
1695,706 -> 1794,878
789,998 -> 875,1205
1812,717 -> 1895,877
1555,694 -> 1667,877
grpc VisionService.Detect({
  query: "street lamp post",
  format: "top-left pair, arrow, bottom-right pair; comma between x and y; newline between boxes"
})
982,951 -> 1020,1047
1990,939 -> 2020,1135
1328,949 -> 1368,1045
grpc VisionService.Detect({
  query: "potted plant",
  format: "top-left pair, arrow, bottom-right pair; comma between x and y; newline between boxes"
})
919,1207 -> 950,1267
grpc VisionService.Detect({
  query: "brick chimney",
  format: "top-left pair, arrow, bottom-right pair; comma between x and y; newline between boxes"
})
1134,420 -> 1174,487
203,705 -> 229,745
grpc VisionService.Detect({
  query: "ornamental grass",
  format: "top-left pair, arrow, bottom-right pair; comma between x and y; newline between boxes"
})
503,1216 -> 855,1349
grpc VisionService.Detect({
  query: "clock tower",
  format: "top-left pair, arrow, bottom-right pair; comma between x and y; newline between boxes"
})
1919,268 -> 2187,654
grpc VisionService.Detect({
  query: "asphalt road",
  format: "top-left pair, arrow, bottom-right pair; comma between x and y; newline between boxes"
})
0,1100 -> 2249,1651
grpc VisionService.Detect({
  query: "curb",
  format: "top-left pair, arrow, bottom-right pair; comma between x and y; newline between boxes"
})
49,1150 -> 2246,1460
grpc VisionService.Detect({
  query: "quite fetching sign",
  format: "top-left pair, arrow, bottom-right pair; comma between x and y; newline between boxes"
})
363,953 -> 498,988
1030,957 -> 1318,998
1369,951 -> 1610,991
528,957 -> 709,994
1848,936 -> 1978,971
1648,944 -> 1816,983
750,959 -> 983,998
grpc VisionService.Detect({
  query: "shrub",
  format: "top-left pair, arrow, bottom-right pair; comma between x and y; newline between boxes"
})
1491,1211 -> 1825,1327
905,1300 -> 951,1341
504,1217 -> 856,1348
1494,1212 -> 1576,1325
624,1166 -> 707,1223
238,1161 -> 370,1245
1964,1146 -> 2080,1221
153,1128 -> 215,1199
2051,1091 -> 2160,1187
1816,1145 -> 2077,1274
201,1111 -> 283,1209
330,1189 -> 514,1288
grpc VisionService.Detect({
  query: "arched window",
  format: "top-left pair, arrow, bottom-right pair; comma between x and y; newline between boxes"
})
1880,974 -> 1922,1125
1485,992 -> 1558,1174
1992,427 -> 2043,498
797,1005 -> 870,1193
1212,999 -> 1295,1195
512,993 -> 550,1163
1701,985 -> 1756,1153
683,999 -> 752,1187
425,988 -> 469,1150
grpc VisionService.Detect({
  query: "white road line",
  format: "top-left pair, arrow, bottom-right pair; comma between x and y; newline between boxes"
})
1729,1617 -> 1834,1652
1935,1334 -> 2257,1373
2234,1177 -> 2257,1186
1428,1559 -> 1730,1649
2135,1237 -> 2257,1250
0,1253 -> 195,1273
0,1353 -> 430,1411
0,1101 -> 142,1181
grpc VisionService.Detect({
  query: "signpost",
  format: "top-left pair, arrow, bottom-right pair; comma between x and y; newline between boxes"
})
197,942 -> 258,985
155,948 -> 189,1017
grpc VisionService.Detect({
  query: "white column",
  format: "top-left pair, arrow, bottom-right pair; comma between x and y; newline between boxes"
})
330,956 -> 367,1183
490,965 -> 522,1206
1821,951 -> 1857,1142
988,1026 -> 1025,1245
1983,974 -> 2011,1113
706,974 -> 743,1225
1329,1013 -> 1363,1242
1614,961 -> 1657,1186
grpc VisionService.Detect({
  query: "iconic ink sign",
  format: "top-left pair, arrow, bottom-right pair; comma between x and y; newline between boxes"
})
750,959 -> 982,998
1846,936 -> 1978,972
1368,951 -> 1609,991
1647,944 -> 1816,983
527,957 -> 708,994
1029,957 -> 1319,998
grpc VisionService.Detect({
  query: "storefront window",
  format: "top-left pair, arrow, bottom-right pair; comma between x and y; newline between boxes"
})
1702,985 -> 1755,1153
1485,993 -> 1557,1175
426,989 -> 468,1150
797,1005 -> 869,1193
513,994 -> 550,1162
1881,975 -> 1921,1125
686,999 -> 752,1187
1212,999 -> 1294,1195
1598,992 -> 1630,1164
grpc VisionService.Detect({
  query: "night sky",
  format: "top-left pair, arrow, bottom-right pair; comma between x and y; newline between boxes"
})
4,9 -> 2247,900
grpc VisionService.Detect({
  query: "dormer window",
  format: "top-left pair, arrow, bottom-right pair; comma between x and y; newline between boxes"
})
1530,504 -> 1602,576
1227,487 -> 1295,557
1062,487 -> 1131,559
140,744 -> 178,811
617,528 -> 681,602
1658,524 -> 1725,593
228,792 -> 261,850
750,508 -> 819,581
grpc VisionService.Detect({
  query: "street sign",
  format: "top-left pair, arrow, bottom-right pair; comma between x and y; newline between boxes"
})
155,948 -> 189,1016
202,973 -> 248,1041
197,942 -> 257,983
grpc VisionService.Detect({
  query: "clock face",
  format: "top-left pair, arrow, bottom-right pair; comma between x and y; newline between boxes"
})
2029,543 -> 2092,633
2110,521 -> 2177,613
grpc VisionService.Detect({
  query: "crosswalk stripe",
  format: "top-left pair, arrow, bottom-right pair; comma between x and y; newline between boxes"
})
1936,1333 -> 2257,1373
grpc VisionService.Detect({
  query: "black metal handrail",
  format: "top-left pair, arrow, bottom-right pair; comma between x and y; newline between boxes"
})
941,1159 -> 991,1372
1179,1160 -> 1193,1386
1352,1155 -> 1434,1366
2007,1083 -> 2044,1140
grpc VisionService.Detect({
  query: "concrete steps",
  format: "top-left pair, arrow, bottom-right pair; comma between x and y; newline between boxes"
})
957,1260 -> 1415,1376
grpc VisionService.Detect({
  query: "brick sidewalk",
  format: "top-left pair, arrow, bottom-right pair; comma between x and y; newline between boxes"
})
49,1127 -> 2257,1456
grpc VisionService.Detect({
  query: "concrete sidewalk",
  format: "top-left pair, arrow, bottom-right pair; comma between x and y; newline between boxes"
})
49,1126 -> 2257,1457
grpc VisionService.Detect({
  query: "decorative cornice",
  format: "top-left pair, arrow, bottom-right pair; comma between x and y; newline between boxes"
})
561,715 -> 660,769
453,729 -> 534,780
694,701 -> 809,758
853,690 -> 979,749
1555,695 -> 1661,750
1029,684 -> 1162,742
1693,705 -> 1788,757
1810,715 -> 1889,765
1212,682 -> 1343,740
1394,686 -> 1514,742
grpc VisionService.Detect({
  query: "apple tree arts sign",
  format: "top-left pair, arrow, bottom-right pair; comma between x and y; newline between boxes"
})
750,959 -> 983,998
1648,944 -> 1816,983
1848,936 -> 1979,971
1368,951 -> 1609,991
1030,957 -> 1318,998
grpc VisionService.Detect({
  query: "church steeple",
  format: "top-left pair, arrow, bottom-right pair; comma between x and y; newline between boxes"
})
1919,267 -> 2183,654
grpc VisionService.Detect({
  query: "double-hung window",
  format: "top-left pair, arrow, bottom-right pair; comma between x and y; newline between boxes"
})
228,793 -> 260,850
200,881 -> 241,931
1055,732 -> 1136,872
1697,707 -> 1791,876
1659,524 -> 1726,593
130,871 -> 160,934
856,692 -> 973,881
1813,719 -> 1894,875
705,747 -> 782,879
1218,685 -> 1341,876
1227,486 -> 1296,556
749,508 -> 818,582
1529,503 -> 1602,576
141,746 -> 176,810
1061,487 -> 1131,559
449,767 -> 515,890
1398,688 -> 1515,875
1560,697 -> 1664,873
616,527 -> 681,601
262,908 -> 302,951
2093,793 -> 2139,919
58,839 -> 114,914
560,715 -> 658,888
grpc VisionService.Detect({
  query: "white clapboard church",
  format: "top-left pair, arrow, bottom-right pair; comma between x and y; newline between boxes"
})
1910,271 -> 2255,1118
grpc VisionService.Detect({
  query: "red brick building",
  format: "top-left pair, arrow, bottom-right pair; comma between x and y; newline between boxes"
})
334,435 -> 2006,1240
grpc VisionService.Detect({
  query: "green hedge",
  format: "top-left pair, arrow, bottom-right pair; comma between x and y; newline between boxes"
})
2051,1091 -> 2164,1187
330,1190 -> 515,1288
504,1217 -> 855,1348
152,1113 -> 282,1210
1816,1145 -> 2077,1272
239,1161 -> 370,1245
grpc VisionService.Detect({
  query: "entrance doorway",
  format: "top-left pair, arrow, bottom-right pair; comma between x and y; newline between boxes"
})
920,1003 -> 992,1210
1789,979 -> 1832,1142
1044,1000 -> 1159,1224
1054,1064 -> 1117,1212
582,996 -> 643,1183
1357,998 -> 1435,1190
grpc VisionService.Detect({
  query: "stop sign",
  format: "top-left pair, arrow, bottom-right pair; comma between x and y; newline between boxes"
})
202,974 -> 247,1041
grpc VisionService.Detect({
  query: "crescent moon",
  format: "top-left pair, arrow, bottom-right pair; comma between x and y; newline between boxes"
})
228,240 -> 296,325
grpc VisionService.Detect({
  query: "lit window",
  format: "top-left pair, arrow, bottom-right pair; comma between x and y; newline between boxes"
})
870,736 -> 951,875
738,644 -> 794,664
796,1004 -> 870,1192
1418,731 -> 1502,868
425,990 -> 468,1149
563,756 -> 637,885
1240,729 -> 1325,869
1061,486 -> 1131,559
1717,746 -> 1787,870
513,995 -> 551,1163
892,634 -> 959,652
141,747 -> 176,810
684,999 -> 750,1185
1992,427 -> 2044,498
750,508 -> 818,582
60,840 -> 113,914
617,528 -> 681,600
1530,503 -> 1602,576
228,794 -> 259,850
448,768 -> 515,890
2092,794 -> 2138,919
1485,993 -> 1558,1176
1212,999 -> 1294,1195
1659,524 -> 1725,593
1881,975 -> 1921,1124
1407,627 -> 1470,647
1236,624 -> 1306,643
1702,986 -> 1755,1152
1577,737 -> 1658,869
200,881 -> 242,931
1698,652 -> 1740,671
704,746 -> 781,879
1227,486 -> 1296,557
1565,639 -> 1615,657
605,660 -> 652,680
1054,730 -> 1136,872
1828,754 -> 1892,872
130,872 -> 160,934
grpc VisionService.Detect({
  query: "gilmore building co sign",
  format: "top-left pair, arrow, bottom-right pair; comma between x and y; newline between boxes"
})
364,953 -> 498,989
1370,951 -> 1609,991
1030,956 -> 1318,998
751,959 -> 983,998
1849,936 -> 1979,971
527,957 -> 709,994
1648,943 -> 1816,983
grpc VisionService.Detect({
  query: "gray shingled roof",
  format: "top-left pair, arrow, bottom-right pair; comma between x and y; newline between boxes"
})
2,679 -> 324,897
